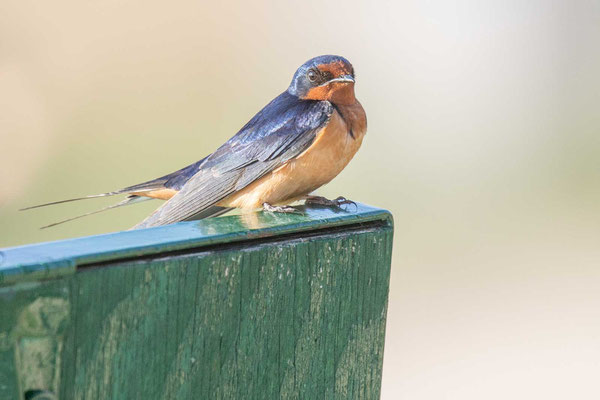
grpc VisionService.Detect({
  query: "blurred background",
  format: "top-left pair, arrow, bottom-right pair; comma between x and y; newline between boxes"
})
1,0 -> 599,398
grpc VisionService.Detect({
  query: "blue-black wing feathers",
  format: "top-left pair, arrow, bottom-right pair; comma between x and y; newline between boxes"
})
134,92 -> 332,228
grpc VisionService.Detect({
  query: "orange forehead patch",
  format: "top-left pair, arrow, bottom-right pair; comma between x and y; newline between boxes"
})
316,60 -> 351,78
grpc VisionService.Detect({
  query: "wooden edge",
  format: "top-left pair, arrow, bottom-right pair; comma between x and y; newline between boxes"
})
0,203 -> 393,286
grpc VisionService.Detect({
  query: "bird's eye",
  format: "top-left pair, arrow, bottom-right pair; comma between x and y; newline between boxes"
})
307,69 -> 319,83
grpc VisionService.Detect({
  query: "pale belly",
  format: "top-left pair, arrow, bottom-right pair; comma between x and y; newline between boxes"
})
219,103 -> 366,209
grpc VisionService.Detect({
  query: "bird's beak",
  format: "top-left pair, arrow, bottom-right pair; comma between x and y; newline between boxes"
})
321,75 -> 355,86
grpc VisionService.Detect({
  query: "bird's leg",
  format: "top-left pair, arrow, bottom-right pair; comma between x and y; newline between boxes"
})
304,195 -> 357,208
262,202 -> 301,214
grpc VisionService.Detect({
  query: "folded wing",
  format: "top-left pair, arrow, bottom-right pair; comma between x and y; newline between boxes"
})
134,93 -> 332,228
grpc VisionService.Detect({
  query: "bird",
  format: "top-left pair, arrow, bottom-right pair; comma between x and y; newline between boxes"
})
22,55 -> 367,229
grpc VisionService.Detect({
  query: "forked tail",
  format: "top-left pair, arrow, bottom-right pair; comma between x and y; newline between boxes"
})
39,195 -> 152,229
20,191 -> 124,211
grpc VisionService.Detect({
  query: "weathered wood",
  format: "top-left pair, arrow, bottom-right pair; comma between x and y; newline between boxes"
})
0,203 -> 393,400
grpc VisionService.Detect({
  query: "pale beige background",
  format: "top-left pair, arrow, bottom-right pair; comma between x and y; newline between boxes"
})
1,1 -> 599,398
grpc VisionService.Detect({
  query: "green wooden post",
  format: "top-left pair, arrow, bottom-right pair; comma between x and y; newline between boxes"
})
0,203 -> 393,400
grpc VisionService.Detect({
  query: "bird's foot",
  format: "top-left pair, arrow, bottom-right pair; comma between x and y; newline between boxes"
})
304,195 -> 357,209
262,202 -> 302,214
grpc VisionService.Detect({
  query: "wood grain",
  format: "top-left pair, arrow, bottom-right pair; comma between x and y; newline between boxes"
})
0,204 -> 393,399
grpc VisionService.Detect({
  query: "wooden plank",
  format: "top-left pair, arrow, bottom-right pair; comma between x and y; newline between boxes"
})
0,204 -> 390,285
0,203 -> 393,399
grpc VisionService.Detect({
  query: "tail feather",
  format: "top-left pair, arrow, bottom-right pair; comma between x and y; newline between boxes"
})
20,158 -> 207,212
40,195 -> 151,229
20,191 -> 124,211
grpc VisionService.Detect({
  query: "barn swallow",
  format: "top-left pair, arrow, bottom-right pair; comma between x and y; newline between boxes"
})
22,55 -> 367,229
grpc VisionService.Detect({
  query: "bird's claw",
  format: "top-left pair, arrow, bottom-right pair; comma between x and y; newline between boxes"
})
332,196 -> 357,208
304,196 -> 357,210
262,202 -> 302,214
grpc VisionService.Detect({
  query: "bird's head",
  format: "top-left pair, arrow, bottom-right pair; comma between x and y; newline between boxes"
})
288,55 -> 356,105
